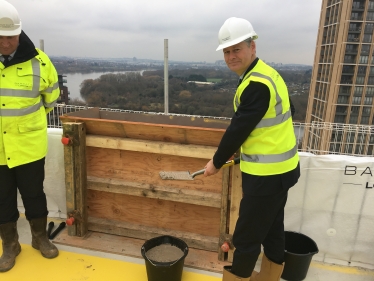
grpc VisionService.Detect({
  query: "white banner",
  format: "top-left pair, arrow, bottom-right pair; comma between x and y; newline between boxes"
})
286,152 -> 374,269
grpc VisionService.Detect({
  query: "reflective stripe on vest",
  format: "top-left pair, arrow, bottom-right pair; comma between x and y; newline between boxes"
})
235,72 -> 290,128
0,58 -> 44,116
241,143 -> 298,163
0,100 -> 43,116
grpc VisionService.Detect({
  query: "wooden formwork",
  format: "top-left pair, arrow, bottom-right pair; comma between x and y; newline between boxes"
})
58,108 -> 242,270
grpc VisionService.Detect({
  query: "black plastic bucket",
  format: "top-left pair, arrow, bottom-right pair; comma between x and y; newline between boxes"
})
141,235 -> 189,281
281,231 -> 319,281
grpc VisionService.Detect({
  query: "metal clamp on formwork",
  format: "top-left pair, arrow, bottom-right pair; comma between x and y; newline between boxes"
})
219,233 -> 233,252
66,210 -> 83,226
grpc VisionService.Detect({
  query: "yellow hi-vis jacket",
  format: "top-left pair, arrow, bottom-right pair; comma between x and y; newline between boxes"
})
234,59 -> 299,175
0,48 -> 60,168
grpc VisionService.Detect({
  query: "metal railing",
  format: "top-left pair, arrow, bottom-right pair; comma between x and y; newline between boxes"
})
302,121 -> 374,157
49,104 -> 374,157
47,104 -> 232,128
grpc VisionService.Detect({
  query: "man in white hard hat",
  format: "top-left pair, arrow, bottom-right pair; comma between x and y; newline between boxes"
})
0,0 -> 60,272
204,17 -> 300,281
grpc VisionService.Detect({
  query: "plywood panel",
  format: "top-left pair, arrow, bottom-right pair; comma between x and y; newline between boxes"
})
86,147 -> 224,194
87,190 -> 221,238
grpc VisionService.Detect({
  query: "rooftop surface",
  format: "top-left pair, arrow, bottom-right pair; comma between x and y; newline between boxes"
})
2,215 -> 372,281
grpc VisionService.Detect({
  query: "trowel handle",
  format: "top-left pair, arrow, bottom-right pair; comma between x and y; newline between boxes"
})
191,169 -> 205,178
221,157 -> 240,168
192,157 -> 240,178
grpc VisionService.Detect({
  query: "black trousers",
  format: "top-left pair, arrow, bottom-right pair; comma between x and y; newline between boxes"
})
231,173 -> 289,278
0,158 -> 48,224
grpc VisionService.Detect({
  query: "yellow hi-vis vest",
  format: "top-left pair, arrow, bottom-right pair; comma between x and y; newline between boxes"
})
234,59 -> 299,175
0,48 -> 60,168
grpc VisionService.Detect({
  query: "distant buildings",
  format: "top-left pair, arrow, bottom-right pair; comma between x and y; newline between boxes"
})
187,81 -> 215,86
304,0 -> 374,155
58,74 -> 70,104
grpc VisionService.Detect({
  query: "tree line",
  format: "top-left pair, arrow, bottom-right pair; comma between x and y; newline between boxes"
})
72,68 -> 310,121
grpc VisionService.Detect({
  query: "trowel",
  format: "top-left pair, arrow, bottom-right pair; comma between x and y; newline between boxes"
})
159,157 -> 240,180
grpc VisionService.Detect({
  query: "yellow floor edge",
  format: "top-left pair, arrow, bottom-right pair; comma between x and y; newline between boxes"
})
311,260 -> 374,276
1,244 -> 221,281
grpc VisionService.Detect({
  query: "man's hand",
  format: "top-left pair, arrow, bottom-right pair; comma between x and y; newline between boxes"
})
204,159 -> 220,177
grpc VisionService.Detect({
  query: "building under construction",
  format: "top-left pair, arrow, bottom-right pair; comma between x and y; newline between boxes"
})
305,0 -> 374,155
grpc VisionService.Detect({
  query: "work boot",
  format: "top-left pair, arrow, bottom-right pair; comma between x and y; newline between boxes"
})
222,266 -> 250,281
29,217 -> 58,259
251,254 -> 284,281
0,222 -> 21,272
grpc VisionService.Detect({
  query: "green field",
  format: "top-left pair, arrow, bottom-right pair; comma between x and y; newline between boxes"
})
207,78 -> 222,82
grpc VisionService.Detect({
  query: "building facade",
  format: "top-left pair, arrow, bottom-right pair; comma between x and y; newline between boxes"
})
303,0 -> 374,155
58,74 -> 70,105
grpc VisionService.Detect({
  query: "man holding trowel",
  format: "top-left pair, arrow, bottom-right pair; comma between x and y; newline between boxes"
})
204,17 -> 300,281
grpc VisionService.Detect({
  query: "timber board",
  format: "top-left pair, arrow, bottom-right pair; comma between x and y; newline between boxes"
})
60,117 -> 226,146
86,147 -> 224,194
61,107 -> 230,129
87,189 -> 221,238
87,176 -> 222,208
87,217 -> 218,251
86,135 -> 217,159
60,108 -> 229,147
53,228 -> 231,273
227,164 -> 242,262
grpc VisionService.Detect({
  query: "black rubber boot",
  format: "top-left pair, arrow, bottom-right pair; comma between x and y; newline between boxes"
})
29,217 -> 58,259
0,222 -> 21,272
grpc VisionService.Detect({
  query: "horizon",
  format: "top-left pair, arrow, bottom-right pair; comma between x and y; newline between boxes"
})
7,0 -> 322,65
50,55 -> 314,67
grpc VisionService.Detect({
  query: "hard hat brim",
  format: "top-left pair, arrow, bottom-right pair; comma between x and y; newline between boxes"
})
0,23 -> 22,36
216,34 -> 258,51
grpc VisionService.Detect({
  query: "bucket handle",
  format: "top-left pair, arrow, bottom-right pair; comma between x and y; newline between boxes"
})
142,246 -> 187,267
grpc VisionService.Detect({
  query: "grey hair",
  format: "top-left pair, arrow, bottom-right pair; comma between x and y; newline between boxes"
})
243,37 -> 253,47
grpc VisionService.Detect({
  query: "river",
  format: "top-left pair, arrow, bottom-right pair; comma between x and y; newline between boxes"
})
64,71 -> 143,101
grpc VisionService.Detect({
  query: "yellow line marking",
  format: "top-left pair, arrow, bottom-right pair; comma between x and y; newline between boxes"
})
310,261 -> 374,276
0,244 -> 220,281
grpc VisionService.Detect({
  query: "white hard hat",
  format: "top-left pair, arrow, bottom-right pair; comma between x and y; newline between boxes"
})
216,17 -> 258,51
0,0 -> 22,36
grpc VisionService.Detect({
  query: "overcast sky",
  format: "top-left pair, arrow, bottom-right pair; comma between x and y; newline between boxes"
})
7,0 -> 322,65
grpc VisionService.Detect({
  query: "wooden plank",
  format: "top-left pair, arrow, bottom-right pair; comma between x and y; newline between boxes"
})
53,229 -> 231,273
86,148 -> 224,194
63,123 -> 76,236
87,176 -> 221,208
60,116 -> 227,147
86,135 -> 216,159
74,123 -> 88,237
218,167 -> 230,261
87,190 -> 221,238
62,108 -> 230,129
227,164 -> 242,262
87,217 -> 218,251
62,122 -> 88,237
